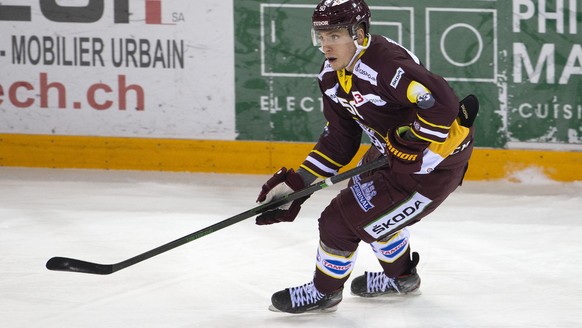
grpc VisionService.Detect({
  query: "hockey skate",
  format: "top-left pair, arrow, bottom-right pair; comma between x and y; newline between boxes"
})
269,281 -> 343,314
351,252 -> 421,297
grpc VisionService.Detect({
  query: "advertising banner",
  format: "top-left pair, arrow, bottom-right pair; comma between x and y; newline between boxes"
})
234,0 -> 582,149
0,0 -> 236,139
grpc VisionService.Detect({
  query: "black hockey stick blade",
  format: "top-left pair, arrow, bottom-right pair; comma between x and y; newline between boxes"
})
46,155 -> 389,275
46,257 -> 114,275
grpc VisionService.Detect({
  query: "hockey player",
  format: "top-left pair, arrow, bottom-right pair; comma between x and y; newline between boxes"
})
256,0 -> 477,314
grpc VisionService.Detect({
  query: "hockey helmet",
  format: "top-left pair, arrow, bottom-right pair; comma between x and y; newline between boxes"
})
312,0 -> 371,36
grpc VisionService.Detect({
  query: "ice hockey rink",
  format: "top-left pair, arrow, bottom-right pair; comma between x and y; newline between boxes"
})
1,166 -> 581,328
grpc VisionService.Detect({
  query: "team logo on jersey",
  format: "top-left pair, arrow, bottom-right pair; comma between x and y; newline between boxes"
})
354,62 -> 378,86
407,80 -> 435,109
390,67 -> 405,89
416,92 -> 435,109
350,180 -> 377,212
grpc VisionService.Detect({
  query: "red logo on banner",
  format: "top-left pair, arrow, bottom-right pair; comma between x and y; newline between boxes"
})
0,0 -> 179,25
146,0 -> 163,25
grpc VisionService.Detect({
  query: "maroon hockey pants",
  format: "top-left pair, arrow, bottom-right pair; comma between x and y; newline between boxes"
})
314,147 -> 469,294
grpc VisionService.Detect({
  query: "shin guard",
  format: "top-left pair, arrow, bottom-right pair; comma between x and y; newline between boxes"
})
314,242 -> 357,294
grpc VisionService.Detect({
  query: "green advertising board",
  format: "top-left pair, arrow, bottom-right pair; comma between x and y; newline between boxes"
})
235,0 -> 582,149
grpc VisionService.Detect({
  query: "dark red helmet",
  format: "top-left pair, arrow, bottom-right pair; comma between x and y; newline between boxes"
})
312,0 -> 371,35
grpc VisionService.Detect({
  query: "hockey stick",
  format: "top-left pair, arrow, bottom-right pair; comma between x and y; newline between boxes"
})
46,155 -> 389,275
46,95 -> 478,276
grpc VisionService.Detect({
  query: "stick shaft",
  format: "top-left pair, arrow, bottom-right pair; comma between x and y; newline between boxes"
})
117,155 -> 388,271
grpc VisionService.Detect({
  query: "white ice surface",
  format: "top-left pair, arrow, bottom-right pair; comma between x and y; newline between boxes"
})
1,167 -> 581,328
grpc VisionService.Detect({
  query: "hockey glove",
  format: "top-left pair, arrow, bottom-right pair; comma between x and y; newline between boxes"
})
385,126 -> 429,174
255,167 -> 310,225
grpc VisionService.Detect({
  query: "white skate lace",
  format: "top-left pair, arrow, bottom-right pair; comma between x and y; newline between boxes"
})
289,282 -> 325,308
367,272 -> 400,293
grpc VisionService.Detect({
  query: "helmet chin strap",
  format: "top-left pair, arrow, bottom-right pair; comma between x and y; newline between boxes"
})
345,33 -> 371,71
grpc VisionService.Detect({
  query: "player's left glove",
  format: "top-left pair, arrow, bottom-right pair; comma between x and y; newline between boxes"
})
385,126 -> 429,174
255,167 -> 310,225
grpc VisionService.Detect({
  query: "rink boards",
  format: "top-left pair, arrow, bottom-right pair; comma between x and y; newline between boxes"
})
1,133 -> 580,182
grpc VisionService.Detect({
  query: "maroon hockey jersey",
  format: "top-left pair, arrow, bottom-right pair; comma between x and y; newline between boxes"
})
300,35 -> 474,178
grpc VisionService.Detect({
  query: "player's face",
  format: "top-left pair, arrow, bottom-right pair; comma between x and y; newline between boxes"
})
312,28 -> 357,71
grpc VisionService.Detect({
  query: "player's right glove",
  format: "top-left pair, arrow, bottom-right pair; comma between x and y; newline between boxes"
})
255,167 -> 310,225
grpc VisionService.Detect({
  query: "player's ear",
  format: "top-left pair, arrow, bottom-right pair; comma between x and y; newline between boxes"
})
356,26 -> 366,44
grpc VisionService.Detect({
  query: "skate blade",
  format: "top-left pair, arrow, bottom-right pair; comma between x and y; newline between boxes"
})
351,288 -> 422,298
268,304 -> 338,314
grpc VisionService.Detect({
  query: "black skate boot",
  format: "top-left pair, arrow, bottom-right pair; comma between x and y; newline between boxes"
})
350,252 -> 421,297
269,281 -> 343,314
